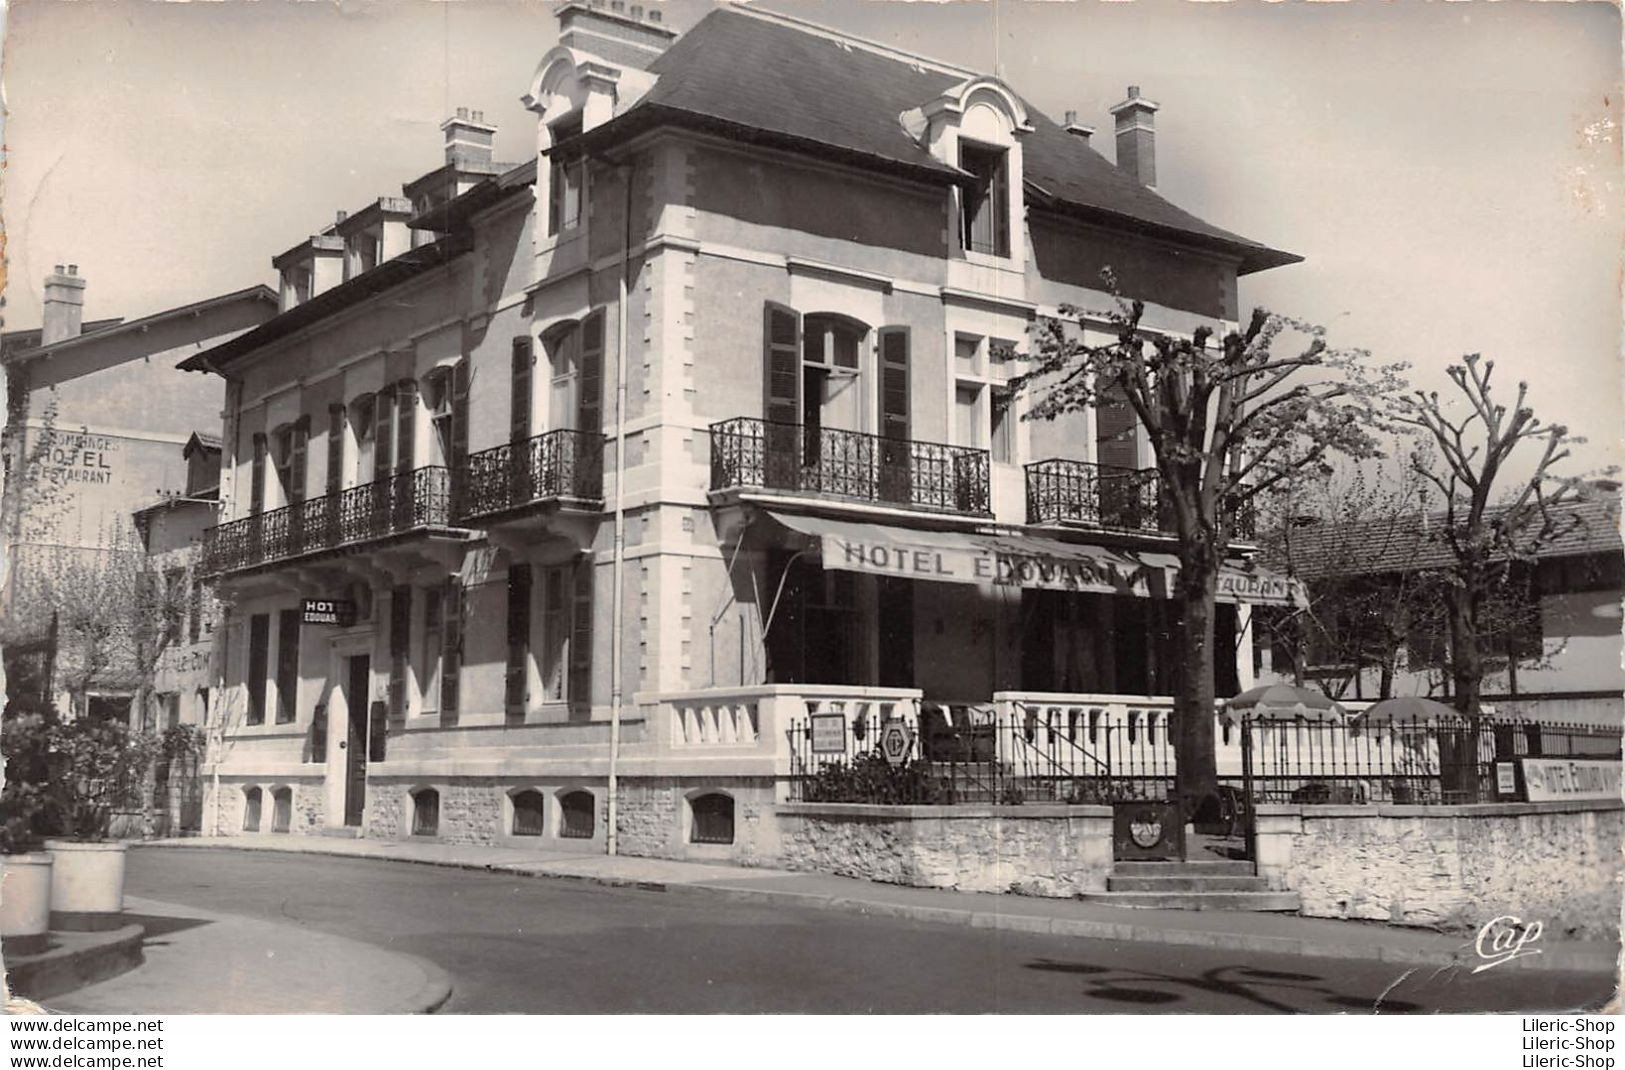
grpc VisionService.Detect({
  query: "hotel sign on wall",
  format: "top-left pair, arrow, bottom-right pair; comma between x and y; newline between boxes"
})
820,534 -> 1163,598
1518,758 -> 1622,803
302,598 -> 356,627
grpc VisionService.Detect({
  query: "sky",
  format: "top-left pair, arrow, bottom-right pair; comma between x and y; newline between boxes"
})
3,0 -> 1620,477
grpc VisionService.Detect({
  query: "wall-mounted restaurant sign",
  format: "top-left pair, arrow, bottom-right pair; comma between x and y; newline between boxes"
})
302,598 -> 357,627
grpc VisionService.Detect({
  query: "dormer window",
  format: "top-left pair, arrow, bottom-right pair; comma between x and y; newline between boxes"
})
548,115 -> 584,237
960,141 -> 1010,258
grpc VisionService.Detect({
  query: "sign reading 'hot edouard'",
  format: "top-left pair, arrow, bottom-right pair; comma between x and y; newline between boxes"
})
1519,758 -> 1623,803
821,534 -> 1159,596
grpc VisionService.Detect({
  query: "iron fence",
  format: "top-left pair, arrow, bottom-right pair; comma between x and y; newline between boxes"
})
459,428 -> 605,520
711,417 -> 991,515
786,707 -> 1619,807
1239,714 -> 1621,806
202,467 -> 455,574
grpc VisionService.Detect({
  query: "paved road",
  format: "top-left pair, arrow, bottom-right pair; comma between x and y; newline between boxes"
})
128,849 -> 1614,1014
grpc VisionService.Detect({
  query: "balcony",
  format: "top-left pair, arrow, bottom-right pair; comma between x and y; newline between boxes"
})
709,417 -> 990,516
458,429 -> 605,522
203,467 -> 456,575
1025,458 -> 1166,532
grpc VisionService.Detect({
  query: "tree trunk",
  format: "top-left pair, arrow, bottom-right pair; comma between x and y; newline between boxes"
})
1173,559 -> 1220,815
1442,582 -> 1485,800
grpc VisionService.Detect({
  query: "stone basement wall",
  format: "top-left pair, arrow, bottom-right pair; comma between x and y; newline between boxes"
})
204,776 -> 324,836
773,804 -> 1114,897
614,778 -> 778,864
1255,801 -> 1624,939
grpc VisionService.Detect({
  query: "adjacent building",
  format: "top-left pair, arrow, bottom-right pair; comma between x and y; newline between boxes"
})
184,3 -> 1302,856
0,269 -> 276,716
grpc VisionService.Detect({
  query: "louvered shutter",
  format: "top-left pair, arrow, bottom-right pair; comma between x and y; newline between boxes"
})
506,564 -> 532,716
288,417 -> 309,504
762,304 -> 801,490
395,379 -> 417,473
450,360 -> 470,471
440,578 -> 461,725
373,386 -> 395,482
326,405 -> 345,495
578,311 -> 603,434
1096,381 -> 1140,527
389,585 -> 411,722
511,337 -> 533,444
568,559 -> 593,711
877,327 -> 911,503
250,433 -> 267,515
990,155 -> 1011,258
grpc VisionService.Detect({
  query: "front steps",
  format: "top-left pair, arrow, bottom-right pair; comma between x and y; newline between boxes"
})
1078,860 -> 1301,912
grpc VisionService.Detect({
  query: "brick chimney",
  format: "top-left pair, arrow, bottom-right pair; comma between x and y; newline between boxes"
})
442,107 -> 497,169
1109,86 -> 1159,189
42,264 -> 86,346
557,0 -> 677,71
1062,109 -> 1095,146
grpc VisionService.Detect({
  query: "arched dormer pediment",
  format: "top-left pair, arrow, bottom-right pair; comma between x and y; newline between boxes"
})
521,45 -> 656,124
900,76 -> 1034,151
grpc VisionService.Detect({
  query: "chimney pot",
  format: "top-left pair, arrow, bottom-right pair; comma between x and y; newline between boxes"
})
336,210 -> 348,223
54,264 -> 64,274
42,265 -> 87,346
67,264 -> 78,275
1127,85 -> 1140,98
457,106 -> 468,120
1064,110 -> 1077,125
473,109 -> 483,123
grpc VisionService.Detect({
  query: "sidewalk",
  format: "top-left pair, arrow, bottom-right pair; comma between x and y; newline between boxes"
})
139,836 -> 1619,976
30,895 -> 450,1015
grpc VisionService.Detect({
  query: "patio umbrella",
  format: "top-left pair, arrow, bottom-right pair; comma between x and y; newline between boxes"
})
1225,683 -> 1345,723
1348,695 -> 1462,727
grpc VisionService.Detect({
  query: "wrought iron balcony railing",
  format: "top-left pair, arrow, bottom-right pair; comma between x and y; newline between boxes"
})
203,466 -> 455,575
709,417 -> 991,516
1025,458 -> 1168,533
1025,458 -> 1257,539
459,429 -> 605,521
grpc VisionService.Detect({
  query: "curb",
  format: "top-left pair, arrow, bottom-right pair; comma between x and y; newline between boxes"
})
5,924 -> 146,1003
378,955 -> 455,1015
134,842 -> 1619,977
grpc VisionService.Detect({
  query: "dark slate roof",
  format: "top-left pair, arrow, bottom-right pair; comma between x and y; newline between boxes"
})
0,317 -> 125,359
577,7 -> 1298,275
1279,493 -> 1623,581
179,237 -> 471,374
3,286 -> 278,366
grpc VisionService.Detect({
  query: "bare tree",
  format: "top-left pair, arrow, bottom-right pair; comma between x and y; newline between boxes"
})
1011,281 -> 1405,811
1394,354 -> 1601,722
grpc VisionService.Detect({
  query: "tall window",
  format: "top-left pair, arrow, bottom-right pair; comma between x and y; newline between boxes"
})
247,613 -> 270,726
274,609 -> 300,724
441,579 -> 463,723
800,314 -> 866,441
959,141 -> 1010,257
420,588 -> 443,714
545,313 -> 605,435
541,562 -> 592,706
548,115 -> 584,236
388,586 -> 412,720
249,433 -> 268,515
511,337 -> 534,444
426,369 -> 456,466
952,333 -> 1017,463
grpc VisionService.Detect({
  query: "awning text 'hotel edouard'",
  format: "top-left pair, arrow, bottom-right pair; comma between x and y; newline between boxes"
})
765,511 -> 1302,607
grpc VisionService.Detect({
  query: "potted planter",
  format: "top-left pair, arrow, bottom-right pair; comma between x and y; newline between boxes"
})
1,713 -> 54,953
36,714 -> 160,932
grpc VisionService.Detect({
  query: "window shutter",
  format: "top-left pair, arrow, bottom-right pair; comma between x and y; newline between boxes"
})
569,559 -> 593,710
326,405 -> 345,495
247,613 -> 270,725
990,153 -> 1011,258
309,702 -> 327,764
1096,382 -> 1138,470
389,585 -> 411,721
289,416 -> 309,505
373,386 -> 395,483
274,609 -> 300,724
762,303 -> 801,427
395,379 -> 417,474
878,328 -> 910,441
250,433 -> 267,515
440,578 -> 462,724
450,360 -> 470,473
578,311 -> 604,434
506,564 -> 533,714
511,337 -> 533,444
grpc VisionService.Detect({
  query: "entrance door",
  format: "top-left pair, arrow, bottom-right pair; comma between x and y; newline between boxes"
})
344,655 -> 370,827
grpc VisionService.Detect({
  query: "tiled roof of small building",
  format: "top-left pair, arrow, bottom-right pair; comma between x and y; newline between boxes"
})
1278,492 -> 1622,581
